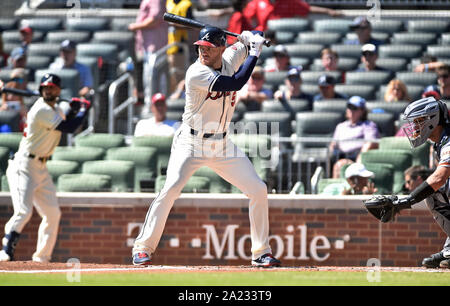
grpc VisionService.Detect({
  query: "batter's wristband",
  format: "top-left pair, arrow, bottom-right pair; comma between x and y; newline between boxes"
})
409,181 -> 435,205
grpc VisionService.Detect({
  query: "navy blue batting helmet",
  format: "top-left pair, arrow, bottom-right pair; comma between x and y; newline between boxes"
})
194,26 -> 226,48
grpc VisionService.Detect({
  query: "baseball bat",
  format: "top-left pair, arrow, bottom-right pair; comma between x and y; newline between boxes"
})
1,87 -> 39,97
163,12 -> 271,47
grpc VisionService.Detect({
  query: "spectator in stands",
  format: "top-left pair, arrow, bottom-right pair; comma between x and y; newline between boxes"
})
227,0 -> 252,45
274,66 -> 313,113
129,0 -> 168,107
414,55 -> 444,73
320,48 -> 345,83
166,0 -> 194,94
384,79 -> 411,103
0,35 -> 8,68
8,47 -> 27,69
329,96 -> 379,177
134,93 -> 179,137
403,165 -> 431,193
50,40 -> 93,98
0,68 -> 28,132
313,74 -> 347,102
19,23 -> 33,51
355,44 -> 388,72
238,66 -> 273,111
345,16 -> 382,48
264,45 -> 293,72
435,64 -> 450,99
322,162 -> 378,195
243,0 -> 341,32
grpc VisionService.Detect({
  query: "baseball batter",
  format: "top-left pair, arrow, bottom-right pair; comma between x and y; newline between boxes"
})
0,74 -> 91,262
132,27 -> 281,267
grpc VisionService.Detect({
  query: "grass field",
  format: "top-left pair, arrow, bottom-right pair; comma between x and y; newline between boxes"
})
1,269 -> 449,286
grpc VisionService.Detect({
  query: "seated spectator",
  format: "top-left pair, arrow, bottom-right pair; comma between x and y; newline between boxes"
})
0,35 -> 8,68
313,75 -> 347,102
344,16 -> 383,48
1,68 -> 28,131
329,96 -> 379,177
320,48 -> 345,82
50,40 -> 93,98
134,93 -> 179,137
414,55 -> 444,73
435,64 -> 450,99
384,79 -> 411,103
322,162 -> 377,195
19,23 -> 33,51
8,47 -> 27,69
403,165 -> 431,194
355,44 -> 389,72
227,0 -> 252,45
264,45 -> 294,72
238,66 -> 273,111
274,67 -> 313,114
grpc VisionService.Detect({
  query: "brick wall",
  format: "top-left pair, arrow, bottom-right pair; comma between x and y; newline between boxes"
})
0,193 -> 446,267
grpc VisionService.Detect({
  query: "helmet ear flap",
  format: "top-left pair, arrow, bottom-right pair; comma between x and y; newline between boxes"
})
437,100 -> 449,126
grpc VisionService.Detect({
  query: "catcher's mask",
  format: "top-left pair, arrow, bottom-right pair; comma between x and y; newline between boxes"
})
401,96 -> 449,148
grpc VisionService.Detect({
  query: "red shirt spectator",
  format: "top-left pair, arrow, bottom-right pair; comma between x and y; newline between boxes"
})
227,11 -> 252,45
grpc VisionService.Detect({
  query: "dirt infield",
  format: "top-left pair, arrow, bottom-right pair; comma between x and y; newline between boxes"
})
1,261 -> 449,274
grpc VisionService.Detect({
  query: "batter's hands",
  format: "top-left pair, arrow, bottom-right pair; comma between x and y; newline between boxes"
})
249,33 -> 266,57
238,31 -> 253,46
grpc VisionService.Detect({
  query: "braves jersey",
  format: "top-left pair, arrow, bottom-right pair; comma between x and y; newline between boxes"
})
182,42 -> 248,133
17,98 -> 65,157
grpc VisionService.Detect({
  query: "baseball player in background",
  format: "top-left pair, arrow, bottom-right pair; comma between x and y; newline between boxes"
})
364,96 -> 450,268
0,73 -> 91,263
132,27 -> 281,267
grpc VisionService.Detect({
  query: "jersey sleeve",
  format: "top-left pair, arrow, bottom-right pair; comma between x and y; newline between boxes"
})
35,107 -> 64,130
439,139 -> 450,167
223,42 -> 248,73
186,64 -> 220,93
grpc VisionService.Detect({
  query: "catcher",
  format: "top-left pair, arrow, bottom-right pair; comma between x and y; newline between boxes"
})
364,96 -> 450,268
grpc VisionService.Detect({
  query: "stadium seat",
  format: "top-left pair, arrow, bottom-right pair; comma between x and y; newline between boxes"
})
76,56 -> 100,89
76,43 -> 118,62
366,101 -> 409,119
165,111 -> 183,122
132,135 -> 174,176
379,45 -> 423,59
344,32 -> 390,44
0,132 -> 22,154
313,99 -> 347,113
284,44 -> 325,59
105,146 -> 158,192
0,110 -> 20,132
264,71 -> 288,90
310,58 -> 359,72
407,20 -> 450,33
295,112 -> 344,149
345,71 -> 393,86
296,32 -> 342,45
378,136 -> 430,167
74,133 -> 125,150
262,99 -> 311,113
317,178 -> 347,195
166,98 -> 186,112
391,32 -> 437,46
275,31 -> 296,44
259,45 -> 275,63
360,149 -> 412,194
335,84 -> 376,100
65,17 -> 109,32
377,84 -> 423,101
57,173 -> 111,192
395,71 -> 437,87
373,58 -> 408,72
0,19 -> 18,31
301,71 -> 343,85
91,31 -> 135,54
52,146 -> 105,163
426,45 -> 450,59
0,146 -> 10,173
241,112 -> 292,137
110,18 -> 136,31
155,175 -> 210,193
267,18 -> 310,33
290,57 -> 311,69
35,69 -> 80,99
2,30 -> 45,44
20,18 -> 63,32
2,43 -> 20,55
367,112 -> 395,137
364,162 -> 395,194
193,167 -> 231,193
301,84 -> 320,96
313,19 -> 353,34
82,160 -> 135,192
330,44 -> 363,59
46,160 -> 80,184
26,56 -> 52,73
45,31 -> 91,44
28,43 -> 62,58
441,33 -> 450,45
371,19 -> 404,34
1,174 -> 9,192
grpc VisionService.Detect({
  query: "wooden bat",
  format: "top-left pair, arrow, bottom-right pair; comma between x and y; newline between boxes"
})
163,12 -> 271,47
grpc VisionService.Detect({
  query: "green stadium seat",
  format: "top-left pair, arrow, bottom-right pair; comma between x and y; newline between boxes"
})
166,98 -> 186,111
275,31 -> 296,44
366,101 -> 409,118
52,146 -> 105,163
264,71 -> 288,90
296,32 -> 342,45
0,19 -> 18,31
313,99 -> 347,113
26,56 -> 52,73
364,162 -> 395,194
3,43 -> 20,55
2,30 -> 45,44
441,33 -> 450,45
165,111 -> 183,122
330,44 -> 363,59
335,84 -> 376,100
377,84 -> 423,101
46,160 -> 80,184
193,166 -> 231,193
344,32 -> 390,44
110,18 -> 136,31
76,43 -> 118,62
379,45 -> 423,59
241,112 -> 292,137
28,43 -> 62,58
132,135 -> 174,176
0,132 -> 22,154
395,72 -> 437,87
313,19 -> 353,34
367,112 -> 395,137
345,71 -> 393,86
0,146 -> 10,173
371,19 -> 404,34
267,18 -> 310,32
301,71 -> 343,85
317,178 -> 347,195
91,31 -> 135,54
45,31 -> 91,44
57,173 -> 111,192
360,149 -> 412,194
301,84 -> 320,96
378,136 -> 430,167
74,133 -> 125,150
155,175 -> 210,193
262,99 -> 311,113
407,20 -> 449,33
426,45 -> 450,59
1,174 -> 9,192
82,160 -> 135,192
290,57 -> 311,69
105,146 -> 158,192
295,112 -> 344,149
391,32 -> 437,46
373,58 -> 408,72
21,18 -> 63,32
65,17 -> 109,32
284,44 -> 325,59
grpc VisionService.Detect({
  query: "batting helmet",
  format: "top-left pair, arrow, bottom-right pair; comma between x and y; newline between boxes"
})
39,73 -> 61,94
194,26 -> 226,48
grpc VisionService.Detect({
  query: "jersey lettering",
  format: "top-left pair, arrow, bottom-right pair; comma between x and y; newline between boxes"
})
205,91 -> 236,103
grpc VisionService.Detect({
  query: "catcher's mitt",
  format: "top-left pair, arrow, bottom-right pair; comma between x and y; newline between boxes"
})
363,195 -> 400,223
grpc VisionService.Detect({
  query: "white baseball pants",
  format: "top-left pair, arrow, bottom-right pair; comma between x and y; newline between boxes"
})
4,156 -> 61,262
134,124 -> 272,260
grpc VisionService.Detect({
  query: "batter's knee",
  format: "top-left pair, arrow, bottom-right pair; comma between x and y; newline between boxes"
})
247,179 -> 268,199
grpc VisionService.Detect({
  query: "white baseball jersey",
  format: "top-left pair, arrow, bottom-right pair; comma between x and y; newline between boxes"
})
182,42 -> 248,133
18,98 -> 65,158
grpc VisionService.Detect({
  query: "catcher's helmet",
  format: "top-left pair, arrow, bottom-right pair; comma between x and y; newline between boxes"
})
194,26 -> 226,48
401,96 -> 449,148
39,73 -> 61,94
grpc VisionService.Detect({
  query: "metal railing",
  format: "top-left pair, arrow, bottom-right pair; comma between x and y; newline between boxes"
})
108,72 -> 137,135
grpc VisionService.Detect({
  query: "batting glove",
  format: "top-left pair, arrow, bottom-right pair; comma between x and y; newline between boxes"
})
238,31 -> 253,46
249,34 -> 265,57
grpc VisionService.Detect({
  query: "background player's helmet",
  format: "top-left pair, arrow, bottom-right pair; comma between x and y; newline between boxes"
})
194,26 -> 226,48
39,73 -> 61,94
402,96 -> 449,148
